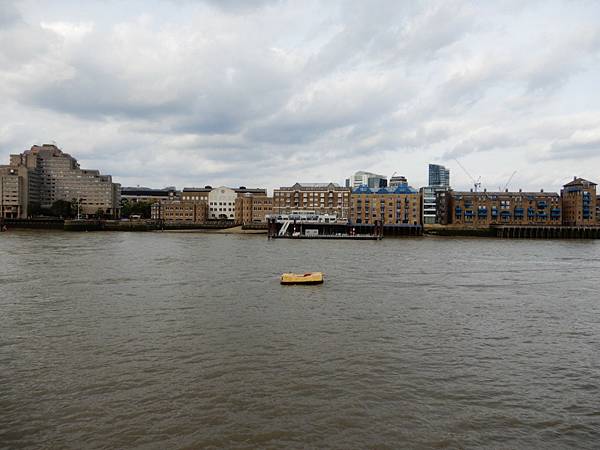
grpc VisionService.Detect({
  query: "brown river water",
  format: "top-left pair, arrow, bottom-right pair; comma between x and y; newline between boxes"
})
1,230 -> 599,449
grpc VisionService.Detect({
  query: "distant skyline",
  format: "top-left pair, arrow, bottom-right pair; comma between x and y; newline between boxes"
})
1,0 -> 599,192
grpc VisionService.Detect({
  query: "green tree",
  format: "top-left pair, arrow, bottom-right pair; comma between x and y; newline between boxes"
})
27,202 -> 42,217
121,200 -> 152,219
50,200 -> 75,218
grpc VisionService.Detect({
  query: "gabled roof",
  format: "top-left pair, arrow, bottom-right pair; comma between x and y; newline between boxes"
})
352,184 -> 417,194
564,177 -> 597,187
292,182 -> 340,188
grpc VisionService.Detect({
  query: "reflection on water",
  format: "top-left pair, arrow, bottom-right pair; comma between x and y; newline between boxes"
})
1,231 -> 599,449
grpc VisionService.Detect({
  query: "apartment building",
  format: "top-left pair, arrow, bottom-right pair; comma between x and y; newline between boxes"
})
349,185 -> 421,225
152,201 -> 207,223
273,183 -> 351,219
440,190 -> 562,226
235,195 -> 273,224
561,178 -> 597,226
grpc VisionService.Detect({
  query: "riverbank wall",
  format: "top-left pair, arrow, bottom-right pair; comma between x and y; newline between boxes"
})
3,218 -> 599,239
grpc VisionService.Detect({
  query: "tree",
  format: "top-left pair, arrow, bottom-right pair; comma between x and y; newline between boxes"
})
121,200 -> 152,219
27,202 -> 42,217
50,200 -> 75,218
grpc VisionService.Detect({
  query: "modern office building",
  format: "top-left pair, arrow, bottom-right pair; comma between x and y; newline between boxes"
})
1,144 -> 120,218
350,171 -> 388,189
349,185 -> 421,225
389,175 -> 408,188
273,183 -> 351,219
561,178 -> 597,226
439,189 -> 562,226
429,164 -> 450,187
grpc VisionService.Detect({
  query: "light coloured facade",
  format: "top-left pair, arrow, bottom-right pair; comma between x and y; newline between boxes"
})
561,178 -> 597,226
421,185 -> 450,225
350,185 -> 421,225
235,195 -> 273,224
273,183 -> 351,219
389,175 -> 408,187
208,187 -> 237,220
0,165 -> 30,218
440,190 -> 562,226
350,171 -> 387,189
1,144 -> 120,218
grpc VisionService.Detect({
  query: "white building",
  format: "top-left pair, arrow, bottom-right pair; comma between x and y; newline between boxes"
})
350,171 -> 387,189
208,186 -> 237,220
389,175 -> 408,187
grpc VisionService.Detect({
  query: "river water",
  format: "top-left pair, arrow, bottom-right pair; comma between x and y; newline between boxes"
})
1,230 -> 599,449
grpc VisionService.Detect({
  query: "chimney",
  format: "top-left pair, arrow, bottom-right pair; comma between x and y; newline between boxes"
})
519,188 -> 522,192
505,188 -> 508,193
541,189 -> 544,193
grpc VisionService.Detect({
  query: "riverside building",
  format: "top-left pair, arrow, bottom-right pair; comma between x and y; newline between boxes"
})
121,186 -> 178,204
561,177 -> 597,226
440,190 -> 562,226
181,186 -> 266,203
235,195 -> 273,224
152,201 -> 207,223
155,185 -> 267,222
349,184 -> 421,225
273,183 -> 351,220
1,144 -> 120,218
0,165 -> 31,219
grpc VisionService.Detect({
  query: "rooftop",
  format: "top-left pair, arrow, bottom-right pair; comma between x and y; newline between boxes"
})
564,177 -> 597,187
352,184 -> 418,194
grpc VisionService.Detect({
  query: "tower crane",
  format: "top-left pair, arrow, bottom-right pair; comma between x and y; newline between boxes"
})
502,171 -> 517,191
454,158 -> 482,192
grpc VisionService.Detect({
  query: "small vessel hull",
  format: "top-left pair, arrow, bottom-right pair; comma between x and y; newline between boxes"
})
280,272 -> 324,285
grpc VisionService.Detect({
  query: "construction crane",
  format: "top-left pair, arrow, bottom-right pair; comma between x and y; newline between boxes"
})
500,171 -> 517,191
454,158 -> 482,192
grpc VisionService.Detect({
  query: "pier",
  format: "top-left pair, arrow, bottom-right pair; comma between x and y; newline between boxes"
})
267,219 -> 422,239
494,225 -> 600,239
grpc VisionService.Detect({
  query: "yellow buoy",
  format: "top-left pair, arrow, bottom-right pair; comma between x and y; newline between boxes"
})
280,272 -> 324,285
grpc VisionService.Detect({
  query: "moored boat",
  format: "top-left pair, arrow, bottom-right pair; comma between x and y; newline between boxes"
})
280,272 -> 324,285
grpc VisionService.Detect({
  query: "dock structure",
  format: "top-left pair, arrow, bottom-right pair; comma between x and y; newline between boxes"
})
267,218 -> 422,239
494,225 -> 600,239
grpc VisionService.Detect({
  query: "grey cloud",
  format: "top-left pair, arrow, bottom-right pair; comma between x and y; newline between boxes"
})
2,0 -> 600,192
247,71 -> 412,144
443,128 -> 527,160
0,1 -> 20,26
199,0 -> 280,13
546,129 -> 600,160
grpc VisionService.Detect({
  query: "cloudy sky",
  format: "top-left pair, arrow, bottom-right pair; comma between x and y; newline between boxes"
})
1,0 -> 599,193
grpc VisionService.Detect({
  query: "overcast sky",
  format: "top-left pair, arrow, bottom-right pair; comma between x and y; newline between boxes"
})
1,0 -> 599,193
